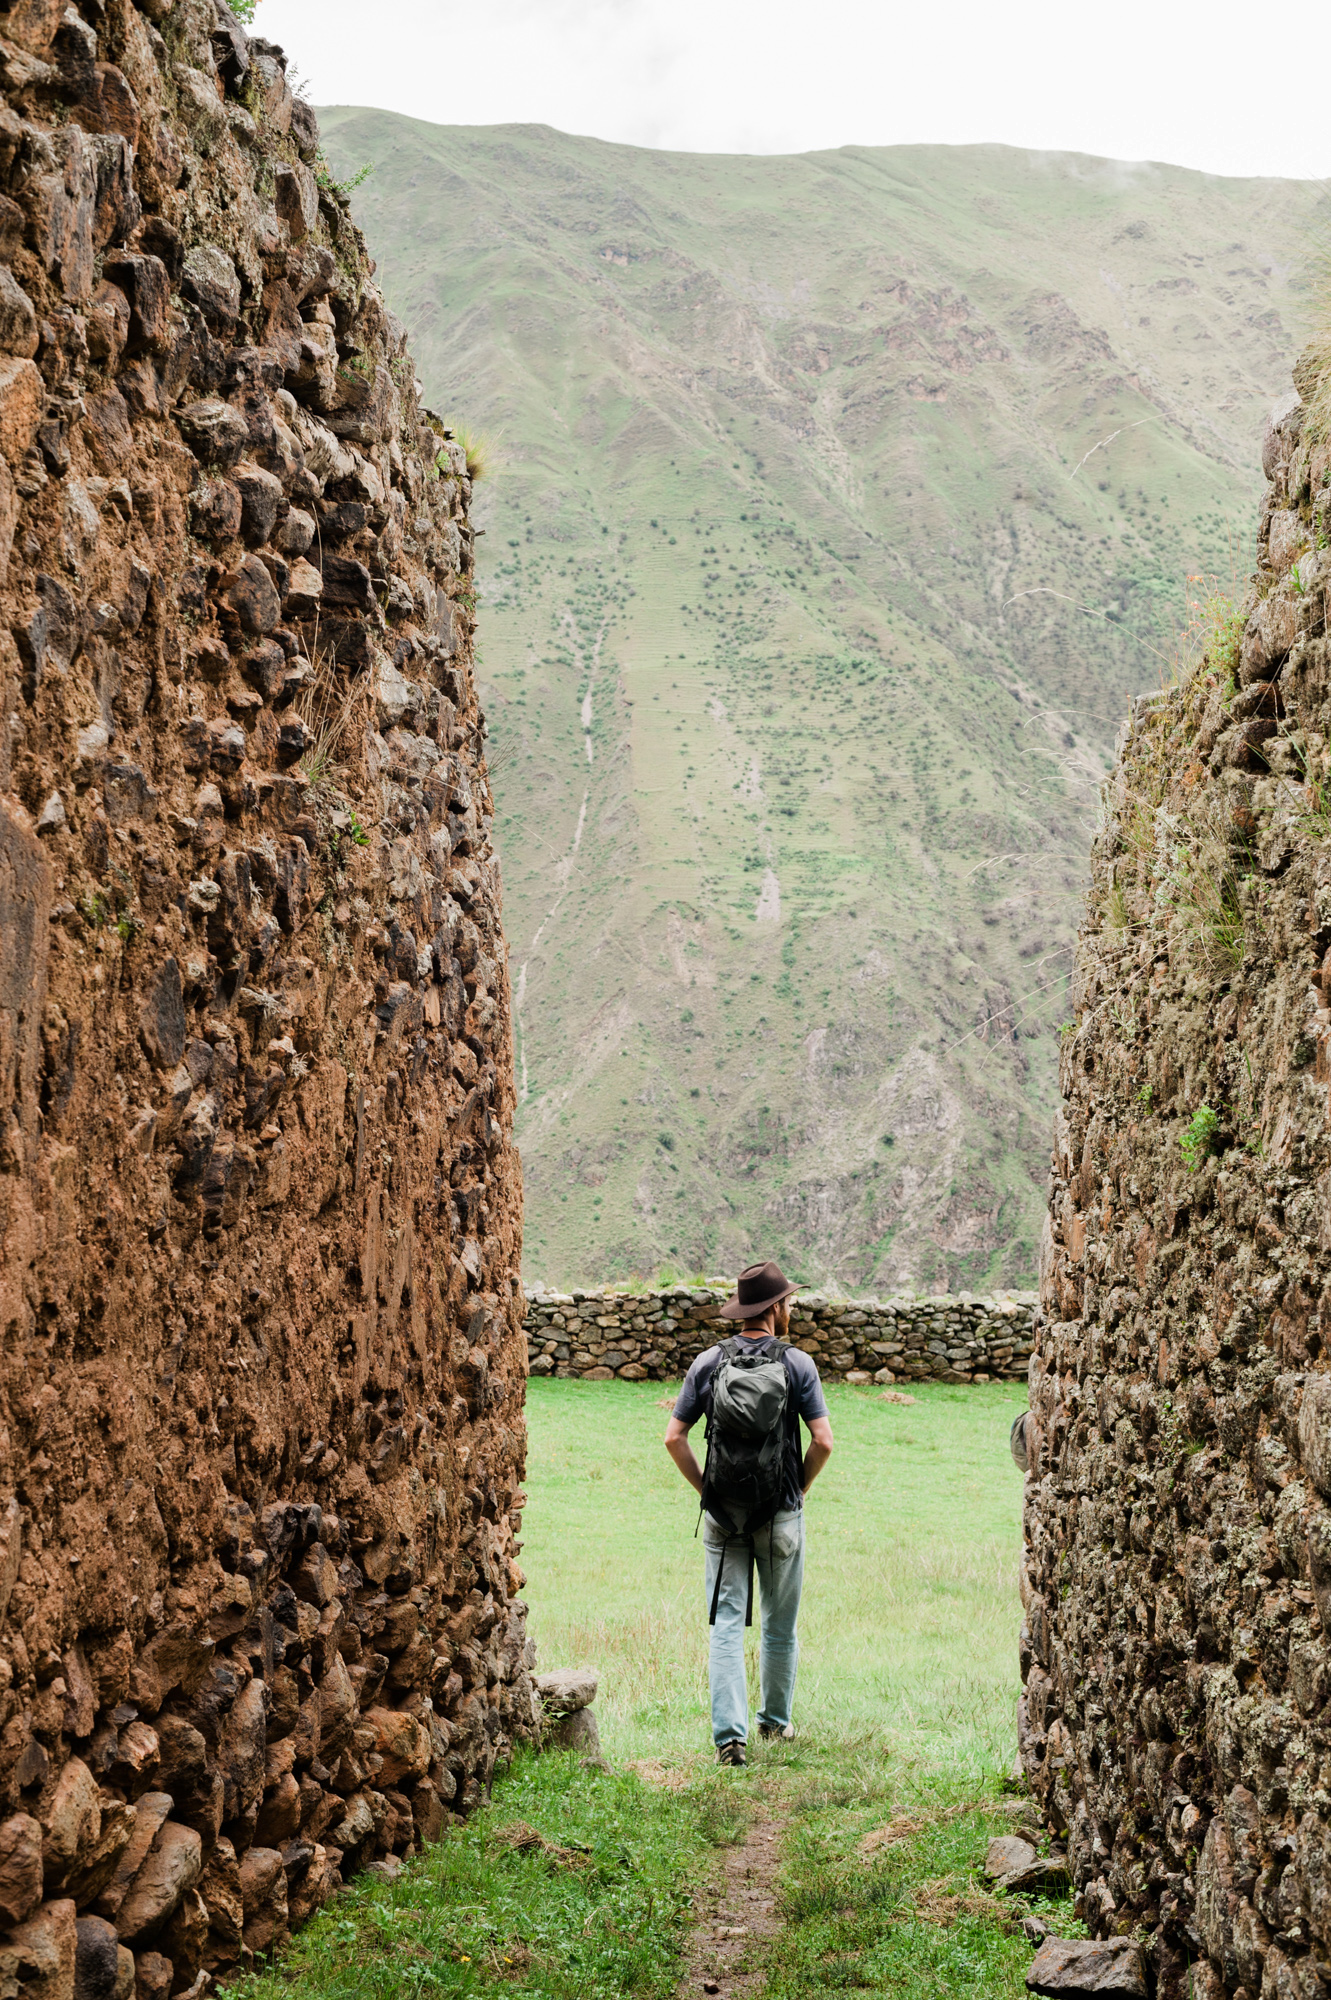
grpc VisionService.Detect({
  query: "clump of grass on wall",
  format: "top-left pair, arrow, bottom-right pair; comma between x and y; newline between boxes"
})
1172,570 -> 1245,692
452,424 -> 494,482
1180,1104 -> 1221,1171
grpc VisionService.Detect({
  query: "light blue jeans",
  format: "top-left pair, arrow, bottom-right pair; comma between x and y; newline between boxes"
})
703,1509 -> 805,1746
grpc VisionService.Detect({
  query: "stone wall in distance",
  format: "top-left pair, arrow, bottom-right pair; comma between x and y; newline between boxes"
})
524,1287 -> 1037,1383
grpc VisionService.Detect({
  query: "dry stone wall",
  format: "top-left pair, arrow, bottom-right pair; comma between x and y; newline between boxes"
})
1022,362 -> 1331,2000
525,1286 -> 1036,1383
0,2 -> 534,1994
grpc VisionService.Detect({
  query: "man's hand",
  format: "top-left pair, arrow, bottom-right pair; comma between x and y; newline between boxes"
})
664,1416 -> 705,1496
802,1415 -> 833,1495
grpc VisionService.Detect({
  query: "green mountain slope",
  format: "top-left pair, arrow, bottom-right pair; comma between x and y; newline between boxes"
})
318,115 -> 1327,1289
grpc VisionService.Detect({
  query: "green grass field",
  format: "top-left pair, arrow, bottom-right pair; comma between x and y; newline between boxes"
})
522,1377 -> 1027,1786
226,1380 -> 1062,2000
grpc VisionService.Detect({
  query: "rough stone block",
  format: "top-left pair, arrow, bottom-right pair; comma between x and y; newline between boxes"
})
1300,1375 -> 1331,1496
535,1670 -> 598,1715
0,355 -> 44,464
6,1896 -> 76,2000
544,1708 -> 601,1757
985,1834 -> 1037,1879
73,1915 -> 120,2000
1025,1938 -> 1147,1997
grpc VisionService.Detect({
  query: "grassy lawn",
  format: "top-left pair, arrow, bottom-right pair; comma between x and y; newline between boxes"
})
523,1377 -> 1027,1784
226,1378 -> 1068,2000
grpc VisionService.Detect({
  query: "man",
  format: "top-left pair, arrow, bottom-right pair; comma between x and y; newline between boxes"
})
664,1259 -> 833,1766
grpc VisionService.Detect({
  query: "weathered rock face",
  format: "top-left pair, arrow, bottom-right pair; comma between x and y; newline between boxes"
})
524,1284 -> 1036,1383
1021,365 -> 1331,1998
0,0 -> 534,1990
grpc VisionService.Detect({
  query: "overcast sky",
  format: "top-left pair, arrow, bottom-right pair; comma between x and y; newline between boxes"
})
255,0 -> 1329,181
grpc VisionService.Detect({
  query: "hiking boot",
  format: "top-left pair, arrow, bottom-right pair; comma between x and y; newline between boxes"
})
717,1739 -> 747,1767
758,1723 -> 795,1742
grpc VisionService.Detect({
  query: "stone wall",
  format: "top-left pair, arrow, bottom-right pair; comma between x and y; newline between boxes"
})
524,1286 -> 1037,1383
1021,362 -> 1331,2000
0,2 -> 532,1993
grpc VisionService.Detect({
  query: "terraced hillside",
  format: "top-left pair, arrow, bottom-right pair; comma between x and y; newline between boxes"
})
318,116 -> 1328,1288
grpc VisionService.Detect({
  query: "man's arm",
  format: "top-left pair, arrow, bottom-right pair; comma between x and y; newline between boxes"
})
802,1415 -> 833,1494
665,1415 -> 705,1496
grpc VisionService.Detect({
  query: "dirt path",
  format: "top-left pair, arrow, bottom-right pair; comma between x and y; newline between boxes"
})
675,1795 -> 789,1998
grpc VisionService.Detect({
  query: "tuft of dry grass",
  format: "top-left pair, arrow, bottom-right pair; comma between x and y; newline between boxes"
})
452,423 -> 494,482
1164,799 -> 1249,976
490,1820 -> 594,1870
295,641 -> 375,805
1102,880 -> 1132,936
907,1878 -> 1011,1927
859,1815 -> 929,1857
858,1801 -> 983,1859
1168,568 -> 1246,690
626,1759 -> 692,1791
1119,798 -> 1158,860
1298,775 -> 1331,840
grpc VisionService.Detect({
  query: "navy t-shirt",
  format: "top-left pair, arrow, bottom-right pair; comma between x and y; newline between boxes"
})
673,1336 -> 828,1513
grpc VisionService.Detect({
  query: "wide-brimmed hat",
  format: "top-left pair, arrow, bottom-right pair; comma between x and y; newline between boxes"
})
718,1260 -> 797,1320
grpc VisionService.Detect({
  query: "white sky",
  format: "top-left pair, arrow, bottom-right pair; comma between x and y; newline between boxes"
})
256,0 -> 1330,181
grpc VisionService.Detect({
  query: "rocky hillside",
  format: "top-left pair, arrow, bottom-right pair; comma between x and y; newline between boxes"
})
1024,364 -> 1331,1996
0,2 -> 530,1993
320,114 -> 1329,1291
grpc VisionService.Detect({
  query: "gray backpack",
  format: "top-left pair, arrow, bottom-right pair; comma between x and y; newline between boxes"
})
699,1336 -> 792,1624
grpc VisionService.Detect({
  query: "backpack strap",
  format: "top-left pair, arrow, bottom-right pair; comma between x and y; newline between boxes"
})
709,1539 -> 727,1624
704,1340 -> 739,1434
708,1528 -> 757,1628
